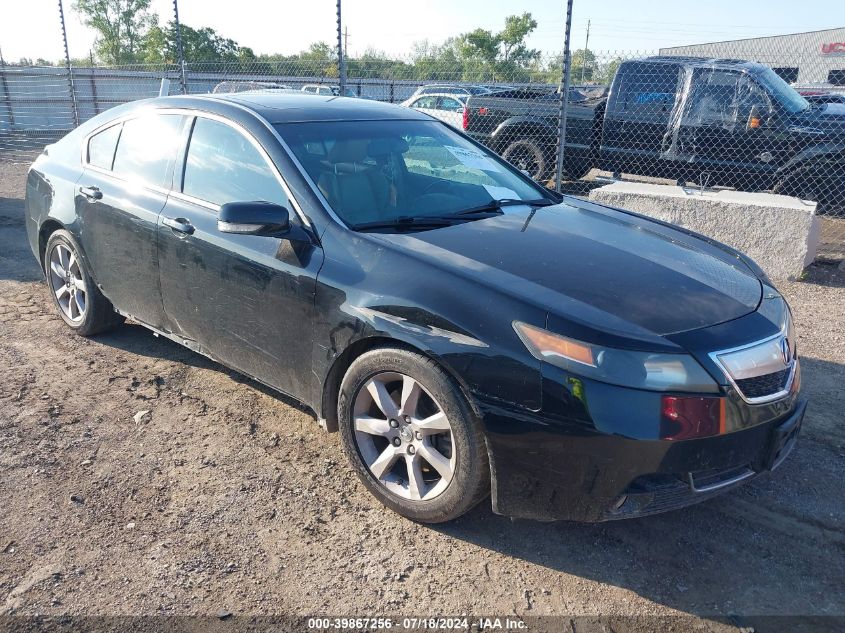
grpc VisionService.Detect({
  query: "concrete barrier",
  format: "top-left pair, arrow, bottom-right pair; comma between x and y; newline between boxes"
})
588,182 -> 820,281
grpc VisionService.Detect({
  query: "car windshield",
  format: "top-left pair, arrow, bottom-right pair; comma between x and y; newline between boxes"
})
755,67 -> 809,114
276,119 -> 548,228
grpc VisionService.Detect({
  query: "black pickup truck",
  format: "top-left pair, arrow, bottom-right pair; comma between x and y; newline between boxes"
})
465,56 -> 845,206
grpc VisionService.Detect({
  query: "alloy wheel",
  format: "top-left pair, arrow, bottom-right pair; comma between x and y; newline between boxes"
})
47,243 -> 87,323
352,371 -> 456,501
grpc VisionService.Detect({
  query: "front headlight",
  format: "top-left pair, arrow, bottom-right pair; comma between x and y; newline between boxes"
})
514,321 -> 719,393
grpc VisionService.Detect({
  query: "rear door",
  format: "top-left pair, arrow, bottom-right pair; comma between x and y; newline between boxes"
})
76,112 -> 185,328
156,115 -> 323,401
435,96 -> 465,129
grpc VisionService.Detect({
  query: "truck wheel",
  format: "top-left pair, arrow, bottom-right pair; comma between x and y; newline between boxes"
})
501,138 -> 549,181
773,171 -> 827,212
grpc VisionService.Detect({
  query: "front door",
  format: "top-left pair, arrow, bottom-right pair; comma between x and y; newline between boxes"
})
76,113 -> 185,328
157,115 -> 324,401
670,69 -> 781,189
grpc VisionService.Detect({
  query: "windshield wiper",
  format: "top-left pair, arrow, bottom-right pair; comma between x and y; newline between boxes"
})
454,197 -> 557,216
352,198 -> 559,232
353,216 -> 463,232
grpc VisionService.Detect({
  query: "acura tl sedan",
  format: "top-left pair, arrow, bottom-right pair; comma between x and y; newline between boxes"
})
25,93 -> 805,523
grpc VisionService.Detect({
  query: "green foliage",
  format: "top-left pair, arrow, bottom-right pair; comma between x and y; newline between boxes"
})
141,20 -> 253,65
73,0 -> 154,64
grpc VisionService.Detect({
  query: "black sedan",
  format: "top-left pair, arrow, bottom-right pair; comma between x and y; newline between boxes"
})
24,93 -> 805,523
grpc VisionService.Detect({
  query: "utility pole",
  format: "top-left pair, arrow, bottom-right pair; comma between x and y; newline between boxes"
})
172,0 -> 187,94
58,0 -> 79,127
336,0 -> 346,93
344,27 -> 350,57
553,0 -> 574,193
580,19 -> 590,83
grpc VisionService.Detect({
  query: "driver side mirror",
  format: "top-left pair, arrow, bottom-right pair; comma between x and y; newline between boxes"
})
218,201 -> 290,236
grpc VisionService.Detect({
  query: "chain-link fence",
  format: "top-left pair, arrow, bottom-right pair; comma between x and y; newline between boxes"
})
2,45 -> 844,255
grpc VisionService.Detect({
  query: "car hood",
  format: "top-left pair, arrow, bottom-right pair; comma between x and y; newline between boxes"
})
366,200 -> 762,341
793,102 -> 845,130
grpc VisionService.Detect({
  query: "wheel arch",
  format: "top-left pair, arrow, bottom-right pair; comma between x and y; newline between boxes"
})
38,218 -> 67,269
319,335 -> 481,434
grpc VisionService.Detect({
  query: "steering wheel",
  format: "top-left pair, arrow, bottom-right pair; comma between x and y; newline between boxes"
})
421,178 -> 459,197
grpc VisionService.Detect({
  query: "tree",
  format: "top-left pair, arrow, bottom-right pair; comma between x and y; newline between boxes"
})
571,48 -> 597,82
142,20 -> 256,67
499,12 -> 539,65
73,0 -> 154,65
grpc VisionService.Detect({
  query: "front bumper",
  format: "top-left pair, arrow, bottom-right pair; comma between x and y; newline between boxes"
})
480,392 -> 806,522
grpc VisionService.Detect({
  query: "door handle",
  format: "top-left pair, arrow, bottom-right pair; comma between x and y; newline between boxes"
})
79,185 -> 102,201
162,216 -> 195,235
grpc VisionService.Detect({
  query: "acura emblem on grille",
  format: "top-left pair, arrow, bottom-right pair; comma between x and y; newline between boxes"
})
781,337 -> 791,366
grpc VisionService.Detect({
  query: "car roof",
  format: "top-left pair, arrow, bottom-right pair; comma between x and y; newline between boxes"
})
637,55 -> 765,73
143,93 -> 431,124
408,93 -> 467,100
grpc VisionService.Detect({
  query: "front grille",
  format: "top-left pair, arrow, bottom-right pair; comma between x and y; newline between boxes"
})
736,368 -> 790,400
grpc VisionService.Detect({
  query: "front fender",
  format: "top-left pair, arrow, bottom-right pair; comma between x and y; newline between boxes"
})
776,142 -> 845,177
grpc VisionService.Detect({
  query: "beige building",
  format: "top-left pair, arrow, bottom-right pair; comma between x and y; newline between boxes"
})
660,27 -> 845,87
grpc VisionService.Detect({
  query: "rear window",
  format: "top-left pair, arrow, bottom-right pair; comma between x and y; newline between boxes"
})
611,63 -> 682,122
86,124 -> 122,170
112,113 -> 183,188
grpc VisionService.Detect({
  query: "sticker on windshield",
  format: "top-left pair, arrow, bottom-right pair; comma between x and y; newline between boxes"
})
444,145 -> 502,172
483,184 -> 519,200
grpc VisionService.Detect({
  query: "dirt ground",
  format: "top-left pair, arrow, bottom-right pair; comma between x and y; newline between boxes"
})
0,159 -> 843,632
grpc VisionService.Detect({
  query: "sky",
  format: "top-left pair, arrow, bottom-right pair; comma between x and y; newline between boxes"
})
1,0 -> 843,63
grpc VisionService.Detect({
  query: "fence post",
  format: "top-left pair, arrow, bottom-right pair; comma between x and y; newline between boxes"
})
336,0 -> 347,93
58,0 -> 80,127
172,0 -> 188,94
0,49 -> 15,129
88,51 -> 99,115
553,0 -> 575,193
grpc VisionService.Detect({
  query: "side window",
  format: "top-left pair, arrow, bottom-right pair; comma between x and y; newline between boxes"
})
615,63 -> 681,122
828,70 -> 845,86
112,114 -> 183,188
735,75 -> 772,121
438,97 -> 463,111
87,123 -> 122,170
182,117 -> 288,208
413,96 -> 438,109
687,70 -> 741,128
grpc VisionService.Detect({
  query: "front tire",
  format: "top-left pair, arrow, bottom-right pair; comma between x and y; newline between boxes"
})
338,347 -> 490,523
44,229 -> 123,336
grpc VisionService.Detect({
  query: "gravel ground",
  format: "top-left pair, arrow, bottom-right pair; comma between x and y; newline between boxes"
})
0,160 -> 843,632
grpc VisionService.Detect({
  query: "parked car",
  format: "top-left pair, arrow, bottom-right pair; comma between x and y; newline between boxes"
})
401,93 -> 467,129
301,84 -> 360,98
212,81 -> 293,94
466,57 -> 845,207
25,93 -> 804,523
410,83 -> 494,98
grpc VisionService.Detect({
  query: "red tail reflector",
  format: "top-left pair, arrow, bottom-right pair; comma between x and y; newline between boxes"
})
462,106 -> 469,130
660,396 -> 726,440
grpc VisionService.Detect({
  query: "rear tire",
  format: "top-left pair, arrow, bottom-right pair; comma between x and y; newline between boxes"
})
501,138 -> 550,181
338,346 -> 490,523
43,229 -> 124,336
